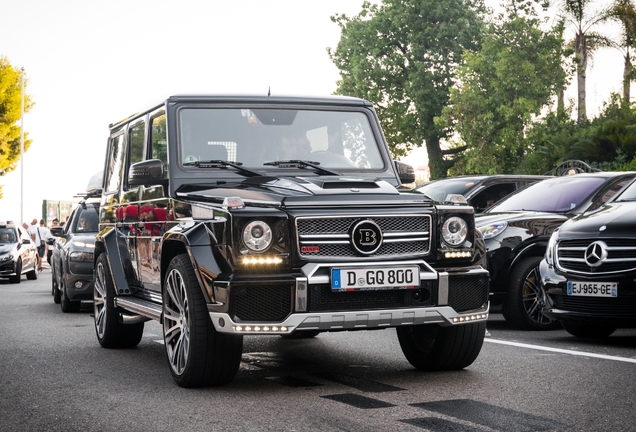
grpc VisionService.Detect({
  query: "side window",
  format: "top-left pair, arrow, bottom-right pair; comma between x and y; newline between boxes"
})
151,113 -> 168,178
129,121 -> 146,166
589,177 -> 635,211
105,134 -> 126,193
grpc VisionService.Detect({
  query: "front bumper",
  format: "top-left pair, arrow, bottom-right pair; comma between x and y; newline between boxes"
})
540,260 -> 636,326
0,259 -> 18,277
209,260 -> 490,335
65,261 -> 95,301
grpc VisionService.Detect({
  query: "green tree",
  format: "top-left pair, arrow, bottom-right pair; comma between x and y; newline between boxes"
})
609,0 -> 636,103
0,56 -> 33,199
561,0 -> 614,122
438,1 -> 568,174
328,0 -> 486,179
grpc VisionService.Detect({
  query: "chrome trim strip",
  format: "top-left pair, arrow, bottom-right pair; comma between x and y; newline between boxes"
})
295,277 -> 308,312
115,297 -> 162,321
438,272 -> 449,305
208,304 -> 489,334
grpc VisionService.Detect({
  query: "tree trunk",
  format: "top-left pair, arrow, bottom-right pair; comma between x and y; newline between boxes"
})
576,32 -> 587,122
425,135 -> 446,180
624,51 -> 632,104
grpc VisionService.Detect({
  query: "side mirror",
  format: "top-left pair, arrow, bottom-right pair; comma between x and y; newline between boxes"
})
394,161 -> 415,184
129,159 -> 165,186
50,226 -> 65,237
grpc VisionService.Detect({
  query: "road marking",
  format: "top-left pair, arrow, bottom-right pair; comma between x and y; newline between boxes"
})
485,339 -> 636,363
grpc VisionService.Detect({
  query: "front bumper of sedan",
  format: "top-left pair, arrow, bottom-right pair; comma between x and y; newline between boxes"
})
540,259 -> 636,327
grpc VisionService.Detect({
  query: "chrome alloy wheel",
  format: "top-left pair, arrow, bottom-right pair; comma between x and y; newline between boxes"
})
163,268 -> 190,376
94,260 -> 108,340
521,264 -> 551,327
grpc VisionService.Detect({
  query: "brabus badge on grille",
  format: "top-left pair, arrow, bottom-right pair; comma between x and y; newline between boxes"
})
301,245 -> 320,254
350,220 -> 383,255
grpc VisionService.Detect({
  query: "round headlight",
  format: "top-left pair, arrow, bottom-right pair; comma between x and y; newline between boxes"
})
442,216 -> 468,247
242,221 -> 273,252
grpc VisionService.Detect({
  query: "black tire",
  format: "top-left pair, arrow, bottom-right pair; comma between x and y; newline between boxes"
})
163,254 -> 243,388
26,266 -> 38,280
281,330 -> 320,339
10,259 -> 22,284
562,320 -> 616,339
396,321 -> 486,371
60,276 -> 81,313
52,268 -> 61,304
502,256 -> 560,330
94,253 -> 144,348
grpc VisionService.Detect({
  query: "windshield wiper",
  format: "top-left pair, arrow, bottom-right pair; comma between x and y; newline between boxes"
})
263,160 -> 340,176
183,160 -> 263,177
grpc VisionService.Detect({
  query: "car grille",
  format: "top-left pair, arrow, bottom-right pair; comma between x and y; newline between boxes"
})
557,238 -> 636,275
448,275 -> 489,312
551,291 -> 636,318
296,215 -> 431,260
231,285 -> 293,322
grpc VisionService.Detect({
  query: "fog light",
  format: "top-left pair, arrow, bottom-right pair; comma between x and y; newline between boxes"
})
74,281 -> 84,289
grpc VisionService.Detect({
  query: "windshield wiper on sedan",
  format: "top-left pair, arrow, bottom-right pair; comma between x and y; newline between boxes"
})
263,160 -> 341,176
183,160 -> 263,177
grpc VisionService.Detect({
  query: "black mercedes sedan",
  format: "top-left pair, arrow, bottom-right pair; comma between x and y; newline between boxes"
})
475,171 -> 636,330
540,177 -> 636,338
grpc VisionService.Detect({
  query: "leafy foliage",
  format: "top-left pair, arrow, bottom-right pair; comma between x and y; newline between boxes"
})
0,56 -> 33,199
328,0 -> 486,179
438,1 -> 568,175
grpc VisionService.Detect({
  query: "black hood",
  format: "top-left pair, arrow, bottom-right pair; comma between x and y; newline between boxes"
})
559,202 -> 636,238
175,176 -> 430,208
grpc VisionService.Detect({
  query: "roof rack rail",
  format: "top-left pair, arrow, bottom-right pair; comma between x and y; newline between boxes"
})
544,160 -> 602,176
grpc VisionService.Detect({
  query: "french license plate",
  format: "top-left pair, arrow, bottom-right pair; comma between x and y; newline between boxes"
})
567,281 -> 617,297
331,266 -> 420,291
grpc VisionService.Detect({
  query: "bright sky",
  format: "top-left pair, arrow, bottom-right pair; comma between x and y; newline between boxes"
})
0,0 -> 626,223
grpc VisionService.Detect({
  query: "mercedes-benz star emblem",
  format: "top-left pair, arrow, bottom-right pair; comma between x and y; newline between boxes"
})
350,220 -> 383,255
584,241 -> 608,268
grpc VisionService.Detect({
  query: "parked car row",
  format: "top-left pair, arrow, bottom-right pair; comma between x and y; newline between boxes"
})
418,167 -> 636,334
0,222 -> 38,283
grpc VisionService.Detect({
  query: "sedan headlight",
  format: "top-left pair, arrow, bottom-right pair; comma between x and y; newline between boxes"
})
242,220 -> 273,252
442,217 -> 468,247
545,230 -> 559,266
0,253 -> 14,262
478,221 -> 508,240
69,252 -> 94,263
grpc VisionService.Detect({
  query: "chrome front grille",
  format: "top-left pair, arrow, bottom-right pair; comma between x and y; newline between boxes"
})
296,214 -> 431,260
557,238 -> 636,275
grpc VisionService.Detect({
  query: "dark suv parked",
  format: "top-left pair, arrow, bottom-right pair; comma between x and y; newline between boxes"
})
93,94 -> 490,387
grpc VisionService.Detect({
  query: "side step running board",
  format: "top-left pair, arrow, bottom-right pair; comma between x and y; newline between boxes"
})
115,296 -> 162,323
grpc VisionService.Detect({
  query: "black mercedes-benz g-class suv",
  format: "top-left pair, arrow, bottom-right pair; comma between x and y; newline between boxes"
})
94,94 -> 489,387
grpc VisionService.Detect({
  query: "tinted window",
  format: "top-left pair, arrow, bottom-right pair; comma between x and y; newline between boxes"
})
151,113 -> 168,177
75,205 -> 99,233
0,227 -> 18,243
105,134 -> 125,193
418,178 -> 481,202
129,121 -> 146,165
490,176 -> 607,213
613,177 -> 636,201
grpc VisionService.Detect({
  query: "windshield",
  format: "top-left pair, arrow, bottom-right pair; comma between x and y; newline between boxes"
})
489,176 -> 606,213
417,178 -> 481,202
75,205 -> 99,233
178,108 -> 384,171
0,227 -> 18,244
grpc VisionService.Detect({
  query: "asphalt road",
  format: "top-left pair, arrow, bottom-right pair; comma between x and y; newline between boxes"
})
1,272 -> 635,432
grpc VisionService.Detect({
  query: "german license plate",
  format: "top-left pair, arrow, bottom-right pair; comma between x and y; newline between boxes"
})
331,266 -> 420,291
567,281 -> 617,297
